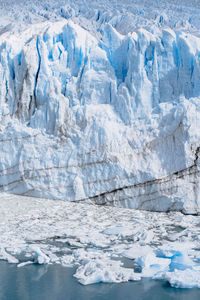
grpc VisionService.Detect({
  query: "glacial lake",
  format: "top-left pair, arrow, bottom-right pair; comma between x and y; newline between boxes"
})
1,262 -> 200,300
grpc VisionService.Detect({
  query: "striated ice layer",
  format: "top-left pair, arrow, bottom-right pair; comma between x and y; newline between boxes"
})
0,194 -> 200,288
0,19 -> 200,212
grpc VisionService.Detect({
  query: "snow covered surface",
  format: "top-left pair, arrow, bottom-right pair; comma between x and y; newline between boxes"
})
0,193 -> 200,288
0,0 -> 200,212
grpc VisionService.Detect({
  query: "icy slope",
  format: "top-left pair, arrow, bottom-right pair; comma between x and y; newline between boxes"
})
0,16 -> 200,212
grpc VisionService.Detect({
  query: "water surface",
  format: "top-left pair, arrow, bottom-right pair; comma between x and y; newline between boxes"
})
0,262 -> 200,300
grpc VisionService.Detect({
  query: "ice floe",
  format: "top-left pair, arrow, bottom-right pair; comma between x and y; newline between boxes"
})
0,193 -> 200,288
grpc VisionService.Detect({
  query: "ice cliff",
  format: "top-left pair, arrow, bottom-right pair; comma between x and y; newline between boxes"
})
1,19 -> 200,213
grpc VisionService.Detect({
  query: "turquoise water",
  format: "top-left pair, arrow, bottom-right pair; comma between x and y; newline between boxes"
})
0,262 -> 200,300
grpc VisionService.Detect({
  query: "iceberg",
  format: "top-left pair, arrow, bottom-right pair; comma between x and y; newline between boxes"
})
74,259 -> 141,285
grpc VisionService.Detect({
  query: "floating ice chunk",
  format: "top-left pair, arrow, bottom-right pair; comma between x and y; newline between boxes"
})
17,261 -> 34,268
162,269 -> 200,288
74,259 -> 141,285
157,243 -> 195,271
169,251 -> 194,271
152,244 -> 199,287
136,253 -> 171,277
123,245 -> 171,277
28,245 -> 50,264
0,248 -> 19,264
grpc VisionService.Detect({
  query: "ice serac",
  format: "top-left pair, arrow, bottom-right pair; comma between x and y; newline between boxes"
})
0,20 -> 200,213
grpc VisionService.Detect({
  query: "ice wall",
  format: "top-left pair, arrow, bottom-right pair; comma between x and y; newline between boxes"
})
0,20 -> 200,213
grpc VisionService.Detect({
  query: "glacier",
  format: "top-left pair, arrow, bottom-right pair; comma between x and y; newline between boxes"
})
1,0 -> 200,290
0,17 -> 200,213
